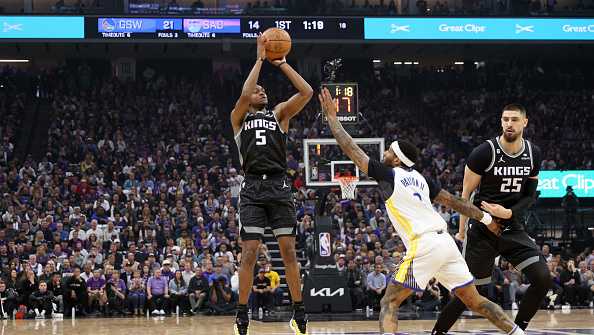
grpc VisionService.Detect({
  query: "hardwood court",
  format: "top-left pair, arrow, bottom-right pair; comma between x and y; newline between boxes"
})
3,309 -> 594,335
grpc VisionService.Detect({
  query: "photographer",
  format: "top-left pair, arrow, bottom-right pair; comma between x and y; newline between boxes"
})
415,278 -> 442,312
561,186 -> 580,239
208,276 -> 234,315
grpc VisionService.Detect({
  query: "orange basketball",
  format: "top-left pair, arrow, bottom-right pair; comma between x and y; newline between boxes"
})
263,27 -> 291,61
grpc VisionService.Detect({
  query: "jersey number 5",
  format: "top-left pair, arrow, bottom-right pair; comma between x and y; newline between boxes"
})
256,130 -> 266,146
501,177 -> 522,193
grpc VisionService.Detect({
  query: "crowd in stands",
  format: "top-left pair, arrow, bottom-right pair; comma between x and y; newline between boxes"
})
0,60 -> 593,319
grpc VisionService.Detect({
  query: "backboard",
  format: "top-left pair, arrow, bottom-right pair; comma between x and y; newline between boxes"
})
303,138 -> 385,187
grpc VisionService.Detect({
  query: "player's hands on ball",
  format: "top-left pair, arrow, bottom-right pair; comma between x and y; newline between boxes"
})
256,33 -> 268,61
481,201 -> 512,219
318,88 -> 337,119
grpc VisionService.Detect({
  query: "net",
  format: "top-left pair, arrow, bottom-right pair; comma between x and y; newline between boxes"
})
336,175 -> 359,200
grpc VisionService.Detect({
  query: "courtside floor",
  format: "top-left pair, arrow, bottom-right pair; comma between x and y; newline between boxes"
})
4,309 -> 594,334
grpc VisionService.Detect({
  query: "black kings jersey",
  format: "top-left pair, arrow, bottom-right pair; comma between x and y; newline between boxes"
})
467,137 -> 541,218
234,109 -> 287,175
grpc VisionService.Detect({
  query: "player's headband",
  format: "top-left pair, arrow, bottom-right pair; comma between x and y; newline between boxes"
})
390,141 -> 415,167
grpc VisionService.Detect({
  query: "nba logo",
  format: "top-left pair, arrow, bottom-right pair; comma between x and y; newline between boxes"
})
319,233 -> 331,257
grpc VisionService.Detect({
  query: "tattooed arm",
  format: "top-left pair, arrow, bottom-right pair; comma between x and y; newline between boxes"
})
433,189 -> 502,236
318,88 -> 369,174
433,189 -> 485,221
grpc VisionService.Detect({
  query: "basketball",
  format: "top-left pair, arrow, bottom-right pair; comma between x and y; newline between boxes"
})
263,27 -> 291,61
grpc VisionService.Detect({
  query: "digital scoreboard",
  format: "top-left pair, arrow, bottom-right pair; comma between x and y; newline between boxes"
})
89,17 -> 364,40
321,83 -> 359,124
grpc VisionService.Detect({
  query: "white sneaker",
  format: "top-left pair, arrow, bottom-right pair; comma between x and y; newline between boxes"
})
52,313 -> 63,319
589,301 -> 593,308
511,302 -> 518,310
151,310 -> 159,315
159,309 -> 166,315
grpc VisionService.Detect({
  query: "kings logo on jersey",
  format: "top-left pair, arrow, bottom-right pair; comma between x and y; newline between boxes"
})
319,233 -> 331,257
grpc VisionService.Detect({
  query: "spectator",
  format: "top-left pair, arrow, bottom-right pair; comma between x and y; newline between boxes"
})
127,270 -> 147,315
64,267 -> 88,316
87,269 -> 107,314
169,270 -> 190,315
18,268 -> 38,310
560,260 -> 581,306
29,282 -> 55,318
0,279 -> 17,318
189,266 -> 209,313
161,259 -> 176,281
488,258 -> 512,309
263,262 -> 283,307
107,271 -> 127,315
346,258 -> 366,310
561,186 -> 580,239
366,264 -> 386,311
47,272 -> 64,313
147,268 -> 169,315
252,268 -> 272,315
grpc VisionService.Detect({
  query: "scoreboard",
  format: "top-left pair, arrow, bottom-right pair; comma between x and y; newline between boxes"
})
89,17 -> 363,40
321,83 -> 358,124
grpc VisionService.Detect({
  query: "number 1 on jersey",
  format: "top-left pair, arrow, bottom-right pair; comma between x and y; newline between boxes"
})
256,129 -> 267,146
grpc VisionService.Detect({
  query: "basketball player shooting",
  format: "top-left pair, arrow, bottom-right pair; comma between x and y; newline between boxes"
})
319,88 -> 527,335
231,34 -> 313,335
432,104 -> 552,334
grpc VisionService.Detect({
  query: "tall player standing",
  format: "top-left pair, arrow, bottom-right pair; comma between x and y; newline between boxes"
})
432,104 -> 552,334
231,34 -> 313,335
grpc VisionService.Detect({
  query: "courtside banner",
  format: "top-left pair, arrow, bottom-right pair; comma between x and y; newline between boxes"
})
364,18 -> 594,40
0,16 -> 84,39
538,170 -> 594,198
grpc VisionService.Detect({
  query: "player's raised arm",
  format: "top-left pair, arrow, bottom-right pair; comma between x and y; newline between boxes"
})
319,88 -> 369,174
272,58 -> 313,131
231,34 -> 267,135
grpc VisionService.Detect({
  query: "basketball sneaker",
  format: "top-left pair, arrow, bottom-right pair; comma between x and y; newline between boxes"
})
234,307 -> 250,335
289,305 -> 308,335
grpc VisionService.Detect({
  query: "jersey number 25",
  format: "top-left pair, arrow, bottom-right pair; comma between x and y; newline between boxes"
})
501,177 -> 522,193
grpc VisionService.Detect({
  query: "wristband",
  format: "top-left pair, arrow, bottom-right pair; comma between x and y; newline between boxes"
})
480,212 -> 493,226
277,61 -> 287,67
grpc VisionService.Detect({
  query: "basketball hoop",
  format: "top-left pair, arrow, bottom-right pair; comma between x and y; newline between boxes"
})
336,175 -> 359,200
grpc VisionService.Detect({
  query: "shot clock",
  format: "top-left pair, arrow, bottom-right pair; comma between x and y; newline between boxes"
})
321,83 -> 359,124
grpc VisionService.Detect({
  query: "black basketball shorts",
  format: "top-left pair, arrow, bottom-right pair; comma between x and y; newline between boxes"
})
462,219 -> 544,285
238,174 -> 296,241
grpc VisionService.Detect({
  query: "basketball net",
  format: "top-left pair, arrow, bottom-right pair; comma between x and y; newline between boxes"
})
336,176 -> 359,200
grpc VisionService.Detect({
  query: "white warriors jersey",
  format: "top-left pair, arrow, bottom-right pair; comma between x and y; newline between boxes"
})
384,167 -> 447,248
